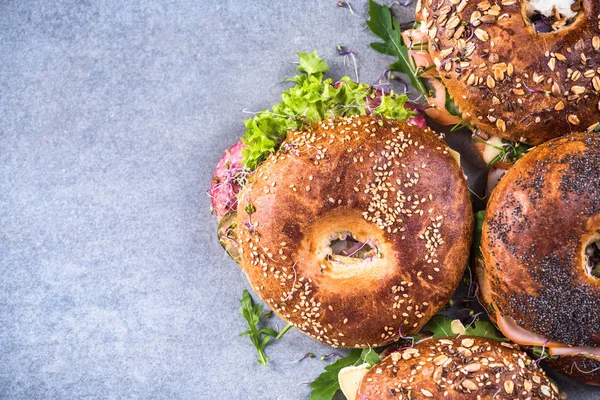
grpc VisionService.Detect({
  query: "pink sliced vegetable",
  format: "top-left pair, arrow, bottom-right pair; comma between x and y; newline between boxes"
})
209,141 -> 246,221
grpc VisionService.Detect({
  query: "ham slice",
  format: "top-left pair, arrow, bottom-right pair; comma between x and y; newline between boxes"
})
497,313 -> 600,357
424,78 -> 462,126
401,29 -> 462,126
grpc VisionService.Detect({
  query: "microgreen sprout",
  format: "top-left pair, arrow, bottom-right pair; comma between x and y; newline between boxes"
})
472,129 -> 491,141
450,120 -> 470,132
337,44 -> 359,82
320,352 -> 344,361
522,81 -> 549,95
473,137 -> 531,166
337,1 -> 360,17
296,352 -> 315,363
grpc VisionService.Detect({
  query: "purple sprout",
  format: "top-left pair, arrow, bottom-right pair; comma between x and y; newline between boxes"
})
522,81 -> 548,95
472,129 -> 491,141
338,45 -> 359,82
320,352 -> 344,361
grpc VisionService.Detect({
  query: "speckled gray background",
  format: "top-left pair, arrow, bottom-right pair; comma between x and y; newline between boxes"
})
0,0 -> 598,399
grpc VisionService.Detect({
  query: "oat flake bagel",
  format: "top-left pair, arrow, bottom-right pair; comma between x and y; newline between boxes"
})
479,132 -> 600,385
235,116 -> 473,348
417,0 -> 600,144
358,336 -> 560,399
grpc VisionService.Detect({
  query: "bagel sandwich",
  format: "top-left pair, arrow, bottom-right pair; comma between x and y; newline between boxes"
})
478,132 -> 600,385
209,52 -> 473,349
235,115 -> 473,348
367,1 -> 600,174
357,336 -> 560,400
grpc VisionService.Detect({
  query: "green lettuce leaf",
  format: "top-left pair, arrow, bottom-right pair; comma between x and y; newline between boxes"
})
297,51 -> 329,76
240,51 -> 414,169
309,348 -> 380,400
423,314 -> 506,341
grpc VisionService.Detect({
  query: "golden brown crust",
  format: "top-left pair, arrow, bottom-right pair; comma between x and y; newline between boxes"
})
359,336 -> 560,399
235,116 -> 473,348
480,132 -> 600,383
417,0 -> 600,144
481,132 -> 600,346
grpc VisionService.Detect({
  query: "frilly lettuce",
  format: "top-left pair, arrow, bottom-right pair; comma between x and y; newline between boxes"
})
241,51 -> 414,170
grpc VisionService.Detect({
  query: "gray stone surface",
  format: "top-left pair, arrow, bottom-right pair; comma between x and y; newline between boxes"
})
0,0 -> 598,399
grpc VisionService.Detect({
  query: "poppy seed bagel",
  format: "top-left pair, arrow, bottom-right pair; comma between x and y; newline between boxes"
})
417,0 -> 600,144
235,116 -> 473,348
479,132 -> 600,385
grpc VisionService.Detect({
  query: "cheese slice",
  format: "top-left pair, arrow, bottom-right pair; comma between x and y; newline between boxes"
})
482,136 -> 504,165
528,0 -> 577,19
338,363 -> 369,400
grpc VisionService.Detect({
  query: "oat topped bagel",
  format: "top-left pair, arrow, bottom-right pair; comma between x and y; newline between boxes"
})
416,0 -> 600,144
358,336 -> 560,399
235,116 -> 473,348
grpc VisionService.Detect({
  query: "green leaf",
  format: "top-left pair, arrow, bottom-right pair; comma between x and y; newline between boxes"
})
532,346 -> 559,360
373,91 -> 413,120
241,51 -> 414,170
465,319 -> 507,342
259,328 -> 279,337
238,289 -> 294,365
309,350 -> 362,400
473,210 -> 485,258
366,0 -> 427,94
445,88 -> 462,117
309,348 -> 383,400
422,314 -> 506,341
423,315 -> 454,338
360,348 -> 380,366
594,125 -> 600,132
297,51 -> 329,76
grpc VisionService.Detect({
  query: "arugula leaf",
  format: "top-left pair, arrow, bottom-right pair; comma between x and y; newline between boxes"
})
445,88 -> 462,117
366,0 -> 428,95
594,124 -> 600,133
473,210 -> 485,258
239,289 -> 292,365
309,348 -> 380,400
423,314 -> 506,341
241,52 -> 413,170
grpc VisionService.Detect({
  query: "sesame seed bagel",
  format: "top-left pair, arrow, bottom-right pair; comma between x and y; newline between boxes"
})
479,132 -> 600,384
235,116 -> 473,348
417,0 -> 600,144
358,336 -> 560,399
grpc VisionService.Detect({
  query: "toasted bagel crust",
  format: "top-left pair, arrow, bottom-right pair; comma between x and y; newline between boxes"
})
480,132 -> 600,384
417,0 -> 600,144
359,336 -> 559,399
236,116 -> 473,348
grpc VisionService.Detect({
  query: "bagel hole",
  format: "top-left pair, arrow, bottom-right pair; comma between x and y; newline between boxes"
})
329,233 -> 377,260
585,239 -> 600,279
525,0 -> 582,33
